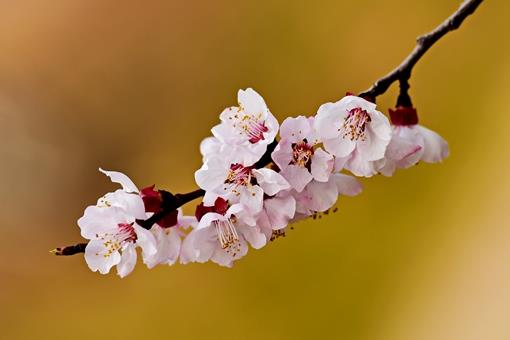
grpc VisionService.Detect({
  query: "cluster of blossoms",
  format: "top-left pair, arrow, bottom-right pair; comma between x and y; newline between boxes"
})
77,88 -> 448,277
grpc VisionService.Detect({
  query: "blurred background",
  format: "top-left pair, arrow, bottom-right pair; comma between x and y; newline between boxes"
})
0,0 -> 508,339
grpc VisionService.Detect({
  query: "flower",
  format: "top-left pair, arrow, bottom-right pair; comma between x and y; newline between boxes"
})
254,192 -> 296,241
195,155 -> 290,214
377,106 -> 449,176
272,116 -> 334,192
78,169 -> 157,277
293,173 -> 363,216
144,209 -> 197,269
314,95 -> 391,177
375,125 -> 423,176
210,88 -> 279,164
180,198 -> 266,267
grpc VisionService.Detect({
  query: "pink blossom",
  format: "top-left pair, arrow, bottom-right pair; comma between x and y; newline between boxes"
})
314,95 -> 391,177
195,155 -> 290,215
377,106 -> 449,176
144,209 -> 197,269
293,173 -> 363,216
78,169 -> 157,277
210,88 -> 279,165
272,116 -> 334,192
180,198 -> 266,267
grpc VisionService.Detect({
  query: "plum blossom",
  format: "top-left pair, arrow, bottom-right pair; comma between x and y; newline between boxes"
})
78,169 -> 157,277
272,116 -> 334,192
293,173 -> 363,216
195,155 -> 290,214
254,192 -> 296,241
211,88 -> 279,164
314,95 -> 391,177
198,136 -> 246,165
144,209 -> 197,269
376,106 -> 449,176
180,198 -> 266,267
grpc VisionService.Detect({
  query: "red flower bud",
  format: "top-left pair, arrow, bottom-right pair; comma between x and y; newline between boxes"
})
389,106 -> 419,126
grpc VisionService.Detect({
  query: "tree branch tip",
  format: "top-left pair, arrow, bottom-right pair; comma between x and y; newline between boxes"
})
50,248 -> 62,256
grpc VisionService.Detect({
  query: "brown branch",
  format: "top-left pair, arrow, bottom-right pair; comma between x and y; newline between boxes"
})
51,243 -> 87,256
135,189 -> 206,230
358,0 -> 484,102
53,1 -> 485,257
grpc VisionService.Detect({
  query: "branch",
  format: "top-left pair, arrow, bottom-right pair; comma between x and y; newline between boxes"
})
51,243 -> 87,256
358,0 -> 484,102
53,1 -> 485,257
135,189 -> 205,229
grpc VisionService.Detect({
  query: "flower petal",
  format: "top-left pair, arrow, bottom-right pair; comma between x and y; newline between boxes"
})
134,224 -> 158,258
271,139 -> 294,171
84,239 -> 121,275
253,168 -> 290,196
367,109 -> 392,141
197,212 -> 225,230
78,206 -> 123,240
181,227 -> 217,264
237,224 -> 267,249
200,136 -> 222,161
195,157 -> 229,192
281,164 -> 313,193
323,136 -> 356,158
332,173 -> 363,196
311,148 -> 334,182
239,185 -> 264,214
145,227 -> 182,268
345,149 -> 378,177
356,126 -> 389,162
211,121 -> 238,144
415,125 -> 449,163
314,101 -> 346,139
117,243 -> 137,278
238,88 -> 267,115
263,111 -> 280,145
279,116 -> 312,143
299,179 -> 339,213
99,168 -> 139,193
103,190 -> 146,220
264,194 -> 296,229
338,95 -> 377,112
211,238 -> 248,267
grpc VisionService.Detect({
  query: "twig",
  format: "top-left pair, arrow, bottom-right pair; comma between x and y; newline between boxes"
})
51,243 -> 87,256
358,0 -> 484,102
53,1 -> 485,257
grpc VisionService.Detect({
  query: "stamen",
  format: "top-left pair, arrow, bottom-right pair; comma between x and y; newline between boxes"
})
95,223 -> 137,258
97,196 -> 111,208
290,140 -> 314,168
231,112 -> 268,143
270,229 -> 286,241
214,219 -> 241,256
225,164 -> 252,193
340,107 -> 371,141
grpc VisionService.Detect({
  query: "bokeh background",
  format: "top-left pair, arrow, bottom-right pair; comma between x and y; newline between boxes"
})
0,0 -> 508,339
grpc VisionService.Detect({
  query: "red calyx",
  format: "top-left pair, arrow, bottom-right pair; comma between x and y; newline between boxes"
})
195,197 -> 229,221
389,106 -> 419,126
141,185 -> 162,213
141,185 -> 178,228
157,210 -> 179,228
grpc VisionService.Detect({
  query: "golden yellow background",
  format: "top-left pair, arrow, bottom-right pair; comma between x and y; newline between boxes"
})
0,1 -> 508,339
